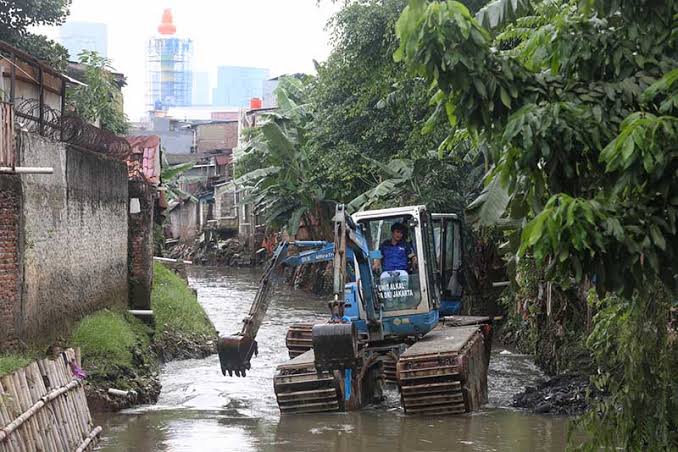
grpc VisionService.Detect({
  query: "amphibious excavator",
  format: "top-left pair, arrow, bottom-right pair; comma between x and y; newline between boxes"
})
218,204 -> 492,415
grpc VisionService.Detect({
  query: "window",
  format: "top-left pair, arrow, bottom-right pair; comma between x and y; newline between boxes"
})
359,216 -> 423,312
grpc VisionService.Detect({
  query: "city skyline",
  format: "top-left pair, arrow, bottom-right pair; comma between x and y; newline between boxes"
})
58,20 -> 108,59
36,0 -> 341,121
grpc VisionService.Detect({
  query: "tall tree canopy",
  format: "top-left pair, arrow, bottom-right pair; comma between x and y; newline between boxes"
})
396,0 -> 677,449
309,0 -> 483,212
0,0 -> 72,69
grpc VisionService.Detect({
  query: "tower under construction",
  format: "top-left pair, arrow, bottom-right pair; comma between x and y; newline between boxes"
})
146,9 -> 193,113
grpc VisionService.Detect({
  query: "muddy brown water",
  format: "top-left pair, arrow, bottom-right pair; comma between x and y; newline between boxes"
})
94,267 -> 573,451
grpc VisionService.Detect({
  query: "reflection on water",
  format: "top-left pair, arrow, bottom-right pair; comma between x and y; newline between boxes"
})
95,267 -> 571,452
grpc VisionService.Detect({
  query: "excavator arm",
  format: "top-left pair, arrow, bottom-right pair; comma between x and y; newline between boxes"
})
217,240 -> 339,376
218,204 -> 382,377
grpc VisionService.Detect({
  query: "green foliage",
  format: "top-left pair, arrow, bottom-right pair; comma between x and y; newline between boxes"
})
579,287 -> 678,451
236,76 -> 335,237
310,0 -> 483,213
0,353 -> 33,377
66,51 -> 129,134
152,262 -> 215,337
70,309 -> 149,371
396,0 -> 677,448
475,0 -> 532,30
0,0 -> 72,69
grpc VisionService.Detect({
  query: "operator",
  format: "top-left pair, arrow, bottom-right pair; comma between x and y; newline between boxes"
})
372,222 -> 417,275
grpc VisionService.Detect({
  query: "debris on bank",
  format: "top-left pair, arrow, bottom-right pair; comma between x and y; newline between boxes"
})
513,374 -> 601,415
166,235 -> 258,267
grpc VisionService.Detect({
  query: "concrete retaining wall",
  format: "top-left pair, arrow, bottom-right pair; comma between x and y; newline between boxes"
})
0,132 -> 129,348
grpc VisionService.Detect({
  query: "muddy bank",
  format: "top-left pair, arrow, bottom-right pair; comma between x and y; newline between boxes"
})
86,331 -> 217,412
167,237 -> 257,267
152,330 -> 217,362
78,263 -> 217,412
513,374 -> 601,415
85,346 -> 162,412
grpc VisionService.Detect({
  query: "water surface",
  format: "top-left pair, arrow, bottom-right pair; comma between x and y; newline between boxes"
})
95,267 -> 571,452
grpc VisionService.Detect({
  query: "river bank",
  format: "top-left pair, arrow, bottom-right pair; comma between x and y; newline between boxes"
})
71,262 -> 217,412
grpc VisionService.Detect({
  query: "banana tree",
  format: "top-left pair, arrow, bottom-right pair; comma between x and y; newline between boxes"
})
235,76 -> 335,239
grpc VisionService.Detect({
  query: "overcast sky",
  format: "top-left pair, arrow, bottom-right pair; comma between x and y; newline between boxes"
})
38,0 -> 342,121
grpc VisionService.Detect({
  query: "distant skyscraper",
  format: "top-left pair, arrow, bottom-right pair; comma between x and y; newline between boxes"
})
58,21 -> 108,60
262,77 -> 280,108
192,72 -> 210,106
146,9 -> 193,113
212,66 -> 269,107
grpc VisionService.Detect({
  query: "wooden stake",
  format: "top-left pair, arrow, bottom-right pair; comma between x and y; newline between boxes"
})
74,426 -> 102,452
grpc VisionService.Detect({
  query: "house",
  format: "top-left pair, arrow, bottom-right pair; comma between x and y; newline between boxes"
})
129,116 -> 196,154
126,135 -> 161,185
191,120 -> 238,153
208,180 -> 239,233
166,195 -> 199,240
0,41 -> 82,142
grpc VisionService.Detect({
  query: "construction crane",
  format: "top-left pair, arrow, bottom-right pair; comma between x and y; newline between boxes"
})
218,204 -> 493,415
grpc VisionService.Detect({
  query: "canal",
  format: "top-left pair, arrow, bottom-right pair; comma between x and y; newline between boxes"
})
95,267 -> 572,451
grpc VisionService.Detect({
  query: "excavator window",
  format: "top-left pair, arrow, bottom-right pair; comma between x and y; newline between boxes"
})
360,216 -> 423,312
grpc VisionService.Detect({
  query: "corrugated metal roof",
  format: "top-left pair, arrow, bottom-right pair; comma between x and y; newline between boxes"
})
126,135 -> 161,185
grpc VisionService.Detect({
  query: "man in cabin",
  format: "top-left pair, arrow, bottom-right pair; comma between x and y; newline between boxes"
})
372,222 -> 417,275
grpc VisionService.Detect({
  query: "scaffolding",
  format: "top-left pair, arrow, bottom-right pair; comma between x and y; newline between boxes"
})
145,36 -> 193,112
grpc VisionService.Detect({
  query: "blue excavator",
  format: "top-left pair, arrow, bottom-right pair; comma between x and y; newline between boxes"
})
218,204 -> 492,415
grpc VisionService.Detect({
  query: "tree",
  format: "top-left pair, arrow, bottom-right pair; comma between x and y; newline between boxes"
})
309,0 -> 482,211
395,0 -> 677,449
236,76 -> 335,238
66,51 -> 129,135
0,0 -> 72,69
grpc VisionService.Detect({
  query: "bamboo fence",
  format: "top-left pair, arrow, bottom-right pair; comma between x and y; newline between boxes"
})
0,349 -> 102,452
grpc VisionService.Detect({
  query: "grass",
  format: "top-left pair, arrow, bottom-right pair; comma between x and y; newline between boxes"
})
70,309 -> 150,371
151,262 -> 215,337
0,353 -> 33,377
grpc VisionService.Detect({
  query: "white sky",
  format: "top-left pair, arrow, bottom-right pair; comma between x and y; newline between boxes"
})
37,0 -> 342,121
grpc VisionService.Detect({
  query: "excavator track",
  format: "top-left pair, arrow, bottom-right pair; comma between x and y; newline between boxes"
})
397,324 -> 490,415
274,350 -> 342,414
381,354 -> 398,384
285,324 -> 314,358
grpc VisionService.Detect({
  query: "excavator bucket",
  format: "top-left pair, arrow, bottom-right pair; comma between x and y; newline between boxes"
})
312,323 -> 358,372
218,335 -> 258,377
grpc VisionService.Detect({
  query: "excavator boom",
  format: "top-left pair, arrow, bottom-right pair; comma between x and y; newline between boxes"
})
218,205 -> 377,377
217,242 -> 289,376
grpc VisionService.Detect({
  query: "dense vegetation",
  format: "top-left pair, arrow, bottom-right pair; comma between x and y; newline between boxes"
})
239,0 -> 677,449
237,0 -> 485,222
66,50 -> 129,134
395,0 -> 677,449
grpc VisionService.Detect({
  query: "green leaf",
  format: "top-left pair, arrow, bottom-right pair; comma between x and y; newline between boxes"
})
500,86 -> 511,109
161,162 -> 194,182
649,225 -> 666,250
467,175 -> 510,226
287,207 -> 307,236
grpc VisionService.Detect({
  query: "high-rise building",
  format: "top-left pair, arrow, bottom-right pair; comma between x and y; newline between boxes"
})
58,21 -> 108,60
192,72 -> 210,106
262,77 -> 280,108
212,66 -> 269,107
146,9 -> 193,113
